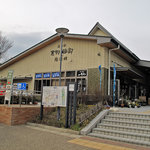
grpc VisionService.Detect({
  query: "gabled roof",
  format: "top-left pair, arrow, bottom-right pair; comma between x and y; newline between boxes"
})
88,22 -> 112,36
0,32 -> 111,70
89,22 -> 140,61
0,22 -> 140,70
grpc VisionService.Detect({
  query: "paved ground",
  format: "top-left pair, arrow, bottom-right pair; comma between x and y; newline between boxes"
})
0,123 -> 89,150
0,123 -> 149,150
116,106 -> 150,114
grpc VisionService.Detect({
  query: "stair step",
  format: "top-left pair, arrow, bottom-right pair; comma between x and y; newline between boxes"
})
98,124 -> 150,134
101,119 -> 150,128
92,128 -> 150,142
88,132 -> 150,147
109,112 -> 150,119
105,116 -> 150,123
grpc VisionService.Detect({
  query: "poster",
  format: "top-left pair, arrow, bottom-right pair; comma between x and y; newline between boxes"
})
42,86 -> 67,107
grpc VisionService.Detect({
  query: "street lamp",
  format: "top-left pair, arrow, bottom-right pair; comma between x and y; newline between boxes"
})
56,27 -> 69,120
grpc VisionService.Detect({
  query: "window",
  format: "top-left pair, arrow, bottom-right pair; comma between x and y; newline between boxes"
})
66,71 -> 75,77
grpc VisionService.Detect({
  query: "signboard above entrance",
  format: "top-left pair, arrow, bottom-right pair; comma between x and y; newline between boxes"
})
35,73 -> 42,78
52,72 -> 60,78
43,73 -> 50,78
77,70 -> 87,76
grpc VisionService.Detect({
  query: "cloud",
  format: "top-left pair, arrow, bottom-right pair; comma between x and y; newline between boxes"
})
5,31 -> 52,60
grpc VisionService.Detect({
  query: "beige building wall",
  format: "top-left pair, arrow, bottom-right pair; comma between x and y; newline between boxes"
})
93,30 -> 109,36
102,47 -> 132,69
91,28 -> 133,69
0,36 -> 142,92
110,52 -> 132,68
0,38 -> 106,90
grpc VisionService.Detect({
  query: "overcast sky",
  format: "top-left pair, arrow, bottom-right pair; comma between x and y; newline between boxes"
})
0,0 -> 150,61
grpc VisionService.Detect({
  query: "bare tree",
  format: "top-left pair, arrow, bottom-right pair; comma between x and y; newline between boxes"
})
0,32 -> 13,61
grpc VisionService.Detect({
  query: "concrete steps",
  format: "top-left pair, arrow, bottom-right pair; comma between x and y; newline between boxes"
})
109,112 -> 150,119
101,119 -> 150,128
92,128 -> 150,142
105,115 -> 150,123
88,132 -> 150,147
97,123 -> 150,134
88,111 -> 150,147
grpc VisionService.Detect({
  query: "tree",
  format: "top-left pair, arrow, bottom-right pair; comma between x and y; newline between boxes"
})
0,32 -> 13,61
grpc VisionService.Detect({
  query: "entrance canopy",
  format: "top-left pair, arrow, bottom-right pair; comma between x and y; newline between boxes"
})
135,60 -> 150,75
111,67 -> 143,79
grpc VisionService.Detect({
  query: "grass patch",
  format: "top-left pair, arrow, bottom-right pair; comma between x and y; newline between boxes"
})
31,104 -> 102,130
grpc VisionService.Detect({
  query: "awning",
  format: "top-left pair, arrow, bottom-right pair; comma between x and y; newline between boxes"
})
110,67 -> 143,79
0,77 -> 32,81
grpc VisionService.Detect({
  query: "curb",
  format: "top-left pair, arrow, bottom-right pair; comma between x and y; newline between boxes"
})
80,109 -> 109,135
26,122 -> 80,135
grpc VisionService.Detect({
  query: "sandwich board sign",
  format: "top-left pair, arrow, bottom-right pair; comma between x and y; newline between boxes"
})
4,70 -> 14,105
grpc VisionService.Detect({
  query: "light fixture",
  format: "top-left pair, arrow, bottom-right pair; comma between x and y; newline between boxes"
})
56,27 -> 69,121
56,28 -> 69,34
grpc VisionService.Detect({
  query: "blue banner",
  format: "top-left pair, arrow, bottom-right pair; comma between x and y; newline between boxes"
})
43,73 -> 50,78
35,73 -> 42,78
52,72 -> 60,78
98,65 -> 102,90
113,64 -> 116,106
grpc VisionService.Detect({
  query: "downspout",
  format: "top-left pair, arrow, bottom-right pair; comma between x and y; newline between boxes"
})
108,45 -> 120,95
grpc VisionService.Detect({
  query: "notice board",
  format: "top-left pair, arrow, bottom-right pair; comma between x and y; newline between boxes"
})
42,86 -> 67,107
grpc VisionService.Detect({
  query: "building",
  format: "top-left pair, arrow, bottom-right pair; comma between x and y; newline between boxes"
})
0,22 -> 150,103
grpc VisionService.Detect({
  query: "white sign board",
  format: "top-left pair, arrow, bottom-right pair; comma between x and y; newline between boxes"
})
42,86 -> 67,107
5,85 -> 12,101
69,84 -> 74,91
5,70 -> 13,102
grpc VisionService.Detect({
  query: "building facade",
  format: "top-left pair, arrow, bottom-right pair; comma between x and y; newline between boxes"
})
0,22 -> 149,102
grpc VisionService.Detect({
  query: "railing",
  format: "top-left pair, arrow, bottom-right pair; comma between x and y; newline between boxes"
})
0,88 -> 41,96
0,88 -> 42,106
78,102 -> 102,124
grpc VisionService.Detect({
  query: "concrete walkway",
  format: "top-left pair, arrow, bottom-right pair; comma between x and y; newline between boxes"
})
0,123 -> 149,150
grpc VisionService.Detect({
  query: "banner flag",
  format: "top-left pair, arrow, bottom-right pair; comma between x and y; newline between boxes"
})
113,64 -> 116,106
98,65 -> 102,90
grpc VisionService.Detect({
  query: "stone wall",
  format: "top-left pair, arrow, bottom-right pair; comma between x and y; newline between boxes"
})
0,106 -> 12,125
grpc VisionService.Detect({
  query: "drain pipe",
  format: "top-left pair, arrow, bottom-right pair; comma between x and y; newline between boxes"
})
108,45 -> 120,96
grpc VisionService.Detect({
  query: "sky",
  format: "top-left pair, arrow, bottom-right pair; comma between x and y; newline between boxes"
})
0,0 -> 150,62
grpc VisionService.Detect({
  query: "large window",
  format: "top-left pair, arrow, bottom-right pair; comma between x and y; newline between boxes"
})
66,71 -> 75,77
34,80 -> 42,93
34,70 -> 87,94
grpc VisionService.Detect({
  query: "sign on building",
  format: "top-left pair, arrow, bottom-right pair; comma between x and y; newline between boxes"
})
52,72 -> 60,78
43,73 -> 50,78
4,70 -> 14,103
17,83 -> 27,90
42,86 -> 67,107
35,73 -> 42,78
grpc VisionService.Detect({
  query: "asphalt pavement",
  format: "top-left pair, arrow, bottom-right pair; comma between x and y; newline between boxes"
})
0,112 -> 150,150
0,123 -> 91,150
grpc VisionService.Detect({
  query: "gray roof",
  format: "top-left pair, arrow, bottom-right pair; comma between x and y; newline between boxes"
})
89,22 -> 140,61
